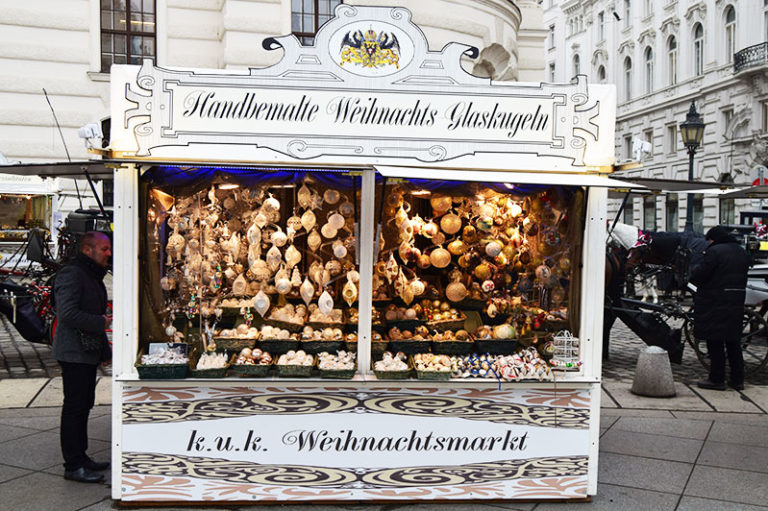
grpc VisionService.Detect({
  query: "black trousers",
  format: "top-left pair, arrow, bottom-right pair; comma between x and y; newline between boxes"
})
59,361 -> 97,471
706,339 -> 744,386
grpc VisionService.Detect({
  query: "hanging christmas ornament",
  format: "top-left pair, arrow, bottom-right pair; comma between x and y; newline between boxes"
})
301,209 -> 316,232
384,253 -> 399,283
232,273 -> 247,296
328,212 -> 345,230
446,281 -> 468,302
290,267 -> 302,287
410,278 -> 426,297
287,215 -> 303,232
276,276 -> 292,295
285,244 -> 301,268
254,211 -> 267,228
430,196 -> 452,216
307,229 -> 322,252
333,240 -> 348,259
430,246 -> 451,268
399,218 -> 414,242
325,259 -> 342,276
422,221 -> 438,239
339,200 -> 354,217
342,275 -> 358,306
440,212 -> 462,235
253,290 -> 270,317
448,239 -> 467,256
251,258 -> 270,281
318,290 -> 334,316
485,240 -> 503,258
462,225 -> 478,243
477,216 -> 494,232
298,184 -> 312,208
266,245 -> 282,272
271,228 -> 287,247
323,189 -> 340,205
416,253 -> 432,269
481,280 -> 495,293
321,222 -> 338,239
263,194 -> 280,213
300,278 -> 315,305
246,222 -> 261,245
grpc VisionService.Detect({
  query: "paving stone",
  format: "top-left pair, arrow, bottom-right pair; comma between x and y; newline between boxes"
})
535,483 -> 678,511
30,377 -> 63,407
602,381 -> 711,411
600,414 -> 620,429
0,429 -> 108,471
0,406 -> 60,418
597,452 -> 692,494
88,413 -> 111,443
601,387 -> 618,408
0,471 -> 109,511
698,440 -> 768,474
0,377 -> 47,408
611,416 -> 712,440
601,408 -> 676,418
685,466 -> 768,507
708,421 -> 768,448
691,386 -> 762,413
0,424 -> 40,444
0,463 -> 32,483
741,385 -> 768,413
0,414 -> 60,431
94,376 -> 111,406
672,411 -> 768,426
599,429 -> 703,463
677,496 -> 768,511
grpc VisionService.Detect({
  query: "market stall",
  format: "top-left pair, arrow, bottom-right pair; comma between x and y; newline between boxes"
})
108,5 -> 621,503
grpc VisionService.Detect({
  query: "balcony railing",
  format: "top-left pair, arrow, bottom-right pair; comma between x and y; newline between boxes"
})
734,42 -> 768,73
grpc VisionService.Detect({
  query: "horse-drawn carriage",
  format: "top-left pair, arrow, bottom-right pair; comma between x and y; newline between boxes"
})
605,221 -> 768,376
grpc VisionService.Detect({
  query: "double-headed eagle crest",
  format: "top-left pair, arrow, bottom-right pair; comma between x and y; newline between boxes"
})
340,29 -> 400,69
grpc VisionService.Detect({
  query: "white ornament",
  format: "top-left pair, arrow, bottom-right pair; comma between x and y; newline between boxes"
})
253,290 -> 270,317
318,290 -> 334,316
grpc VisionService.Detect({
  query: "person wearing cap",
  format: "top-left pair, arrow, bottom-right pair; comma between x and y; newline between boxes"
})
689,225 -> 750,391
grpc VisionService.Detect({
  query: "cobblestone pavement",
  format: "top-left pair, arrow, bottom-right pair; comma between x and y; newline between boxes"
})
2,312 -> 766,384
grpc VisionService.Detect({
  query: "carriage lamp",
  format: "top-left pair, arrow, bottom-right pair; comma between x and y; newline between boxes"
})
680,100 -> 704,232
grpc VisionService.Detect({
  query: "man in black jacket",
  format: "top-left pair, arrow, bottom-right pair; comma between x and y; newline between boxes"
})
53,231 -> 112,483
689,226 -> 750,391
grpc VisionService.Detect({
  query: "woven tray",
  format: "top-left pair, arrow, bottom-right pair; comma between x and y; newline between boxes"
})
544,319 -> 569,332
319,368 -> 356,379
228,354 -> 272,377
372,359 -> 412,380
276,363 -> 314,377
427,314 -> 467,332
386,319 -> 426,332
431,340 -> 475,355
188,352 -> 230,378
371,340 -> 389,356
301,340 -> 345,355
212,337 -> 257,351
415,369 -> 452,380
388,339 -> 431,355
266,318 -> 305,333
475,338 -> 519,355
135,351 -> 188,380
258,339 -> 300,354
457,296 -> 487,311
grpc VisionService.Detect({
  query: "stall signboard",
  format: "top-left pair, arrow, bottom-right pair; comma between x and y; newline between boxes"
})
110,5 -> 616,172
121,385 -> 591,501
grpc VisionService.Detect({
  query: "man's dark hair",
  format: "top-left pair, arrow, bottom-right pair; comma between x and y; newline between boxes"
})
705,225 -> 735,244
80,231 -> 108,251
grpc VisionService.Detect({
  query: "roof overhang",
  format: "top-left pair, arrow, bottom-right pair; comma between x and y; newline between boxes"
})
0,161 -> 113,178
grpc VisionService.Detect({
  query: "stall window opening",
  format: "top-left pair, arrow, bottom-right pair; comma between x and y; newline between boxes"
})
292,0 -> 342,46
100,0 -> 156,72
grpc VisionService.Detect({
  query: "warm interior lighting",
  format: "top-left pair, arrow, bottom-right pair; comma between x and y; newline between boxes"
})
411,189 -> 431,196
218,183 -> 240,190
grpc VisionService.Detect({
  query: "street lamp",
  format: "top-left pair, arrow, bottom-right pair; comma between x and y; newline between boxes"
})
680,100 -> 705,232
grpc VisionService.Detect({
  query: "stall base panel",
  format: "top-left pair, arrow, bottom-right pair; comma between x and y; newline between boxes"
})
120,385 -> 592,502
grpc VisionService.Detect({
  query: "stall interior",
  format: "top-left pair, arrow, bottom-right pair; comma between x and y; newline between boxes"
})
137,167 -> 584,381
0,194 -> 50,241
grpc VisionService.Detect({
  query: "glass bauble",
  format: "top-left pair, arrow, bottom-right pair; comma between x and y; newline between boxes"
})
430,247 -> 451,268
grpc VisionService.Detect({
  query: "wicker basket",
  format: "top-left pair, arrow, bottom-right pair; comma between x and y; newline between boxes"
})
228,354 -> 272,377
266,318 -> 305,333
386,319 -> 426,332
276,362 -> 314,377
457,296 -> 487,311
388,339 -> 430,355
258,339 -> 300,354
431,339 -> 475,355
188,351 -> 230,378
544,319 -> 569,332
415,368 -> 452,380
371,340 -> 389,356
212,337 -> 257,352
319,368 -> 356,379
301,340 -> 345,355
135,350 -> 188,380
475,338 -> 519,355
427,314 -> 467,332
372,359 -> 412,380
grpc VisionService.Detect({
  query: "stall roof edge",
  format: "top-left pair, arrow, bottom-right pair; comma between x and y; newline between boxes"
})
0,160 -> 112,178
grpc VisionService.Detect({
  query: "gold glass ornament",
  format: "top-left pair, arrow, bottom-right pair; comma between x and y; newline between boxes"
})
430,247 -> 451,268
440,213 -> 462,235
474,263 -> 491,281
430,196 -> 452,215
323,189 -> 340,205
462,225 -> 477,243
448,239 -> 467,256
445,281 -> 468,302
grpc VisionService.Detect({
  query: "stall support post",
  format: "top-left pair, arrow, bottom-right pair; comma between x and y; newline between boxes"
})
356,168 -> 375,375
580,185 -> 608,494
111,163 -> 139,499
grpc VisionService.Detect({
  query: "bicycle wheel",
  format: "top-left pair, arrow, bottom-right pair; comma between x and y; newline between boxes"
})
684,307 -> 768,377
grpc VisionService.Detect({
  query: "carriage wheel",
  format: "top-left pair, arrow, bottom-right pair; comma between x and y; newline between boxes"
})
684,307 -> 768,378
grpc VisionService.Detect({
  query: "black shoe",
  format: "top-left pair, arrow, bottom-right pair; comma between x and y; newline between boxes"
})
64,467 -> 105,483
697,379 -> 727,391
84,458 -> 110,471
729,381 -> 745,391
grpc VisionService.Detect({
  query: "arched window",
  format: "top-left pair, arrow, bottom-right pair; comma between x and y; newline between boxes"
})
624,57 -> 633,100
725,6 -> 736,64
667,36 -> 677,85
292,0 -> 342,45
573,54 -> 580,76
644,47 -> 654,94
597,65 -> 606,83
693,23 -> 704,76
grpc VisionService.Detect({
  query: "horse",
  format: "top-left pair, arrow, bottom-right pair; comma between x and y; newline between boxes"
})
609,222 -> 659,303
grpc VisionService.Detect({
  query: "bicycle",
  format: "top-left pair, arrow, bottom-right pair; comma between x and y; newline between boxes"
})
617,297 -> 768,377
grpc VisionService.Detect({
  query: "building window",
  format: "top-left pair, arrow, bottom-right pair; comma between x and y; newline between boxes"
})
643,128 -> 653,157
292,0 -> 342,45
643,196 -> 657,231
725,6 -> 736,64
693,194 -> 704,233
765,0 -> 768,42
623,200 -> 634,224
666,124 -> 677,153
666,194 -> 678,231
719,174 -> 735,224
722,108 -> 734,140
624,57 -> 632,100
548,25 -> 556,49
549,62 -> 556,82
624,0 -> 632,29
597,65 -> 606,83
763,102 -> 768,132
102,179 -> 114,208
598,11 -> 605,41
667,36 -> 677,85
573,54 -> 580,77
624,134 -> 633,160
644,47 -> 653,94
100,0 -> 156,72
693,23 -> 704,76
643,0 -> 651,18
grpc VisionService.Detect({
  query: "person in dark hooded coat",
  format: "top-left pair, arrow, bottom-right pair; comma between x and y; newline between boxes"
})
689,225 -> 750,390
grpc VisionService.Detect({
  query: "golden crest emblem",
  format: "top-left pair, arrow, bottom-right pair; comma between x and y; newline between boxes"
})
340,29 -> 400,69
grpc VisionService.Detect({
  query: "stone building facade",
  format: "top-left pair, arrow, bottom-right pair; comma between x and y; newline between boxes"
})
544,0 -> 768,232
